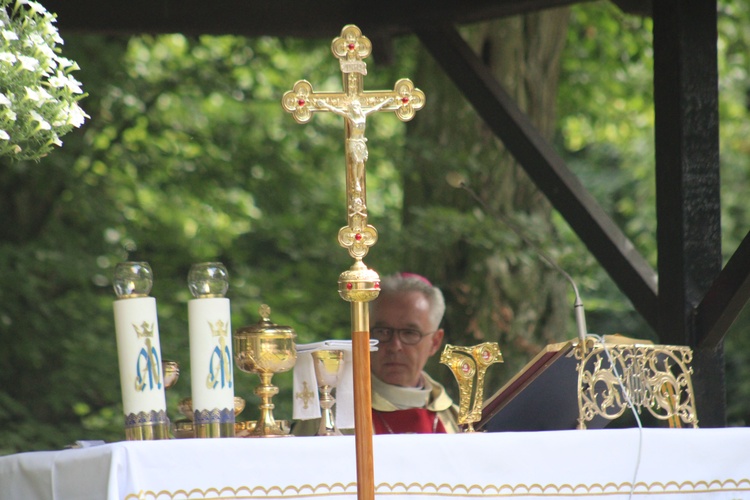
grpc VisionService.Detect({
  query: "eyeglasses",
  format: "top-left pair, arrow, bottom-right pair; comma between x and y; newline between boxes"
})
370,326 -> 434,346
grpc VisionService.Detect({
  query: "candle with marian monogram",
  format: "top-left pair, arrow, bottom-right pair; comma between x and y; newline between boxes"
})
112,261 -> 170,440
187,262 -> 235,438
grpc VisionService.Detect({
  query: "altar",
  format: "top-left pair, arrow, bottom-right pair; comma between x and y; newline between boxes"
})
2,428 -> 750,499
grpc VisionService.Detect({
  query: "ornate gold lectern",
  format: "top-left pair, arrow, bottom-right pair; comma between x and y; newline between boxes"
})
478,336 -> 698,432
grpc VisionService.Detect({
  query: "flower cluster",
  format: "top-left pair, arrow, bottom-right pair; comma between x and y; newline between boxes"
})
0,0 -> 88,161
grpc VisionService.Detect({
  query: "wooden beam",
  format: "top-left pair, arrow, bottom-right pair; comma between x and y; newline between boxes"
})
653,0 -> 721,346
653,0 -> 724,427
697,230 -> 750,348
415,24 -> 659,332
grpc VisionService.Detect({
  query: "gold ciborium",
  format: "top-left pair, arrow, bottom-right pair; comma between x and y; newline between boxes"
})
312,349 -> 345,436
234,305 -> 297,437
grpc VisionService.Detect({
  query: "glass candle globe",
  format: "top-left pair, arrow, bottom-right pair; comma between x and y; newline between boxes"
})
113,261 -> 153,298
188,262 -> 229,298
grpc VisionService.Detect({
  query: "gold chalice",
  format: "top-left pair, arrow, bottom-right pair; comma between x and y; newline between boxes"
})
312,349 -> 345,436
234,305 -> 297,437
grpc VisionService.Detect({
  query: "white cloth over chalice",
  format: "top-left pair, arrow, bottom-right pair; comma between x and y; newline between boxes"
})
293,340 -> 378,429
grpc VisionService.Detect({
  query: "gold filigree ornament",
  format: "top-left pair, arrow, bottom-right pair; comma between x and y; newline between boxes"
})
575,337 -> 698,429
441,342 -> 503,432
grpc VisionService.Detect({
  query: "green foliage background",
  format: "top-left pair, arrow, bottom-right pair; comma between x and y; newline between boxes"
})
1,1 -> 750,454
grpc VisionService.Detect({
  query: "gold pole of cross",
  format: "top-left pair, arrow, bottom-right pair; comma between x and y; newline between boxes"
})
282,24 -> 424,500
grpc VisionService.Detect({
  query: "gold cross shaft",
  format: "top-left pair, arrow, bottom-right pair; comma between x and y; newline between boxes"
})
282,24 -> 425,260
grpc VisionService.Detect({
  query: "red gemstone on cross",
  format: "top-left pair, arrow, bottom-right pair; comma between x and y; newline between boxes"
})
374,283 -> 380,289
461,362 -> 471,374
298,99 -> 306,107
401,97 -> 410,104
346,282 -> 353,290
348,43 -> 356,51
355,233 -> 362,241
482,350 -> 491,361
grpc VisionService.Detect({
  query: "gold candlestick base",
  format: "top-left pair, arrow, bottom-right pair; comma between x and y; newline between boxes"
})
175,396 -> 245,438
124,410 -> 171,441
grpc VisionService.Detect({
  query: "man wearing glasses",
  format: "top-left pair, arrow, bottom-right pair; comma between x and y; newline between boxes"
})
369,273 -> 459,434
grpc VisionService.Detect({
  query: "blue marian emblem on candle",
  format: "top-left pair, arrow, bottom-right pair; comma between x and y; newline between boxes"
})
133,321 -> 162,392
207,319 -> 232,389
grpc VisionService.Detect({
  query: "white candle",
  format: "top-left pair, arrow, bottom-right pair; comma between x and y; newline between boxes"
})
113,296 -> 168,422
188,297 -> 234,419
186,262 -> 235,437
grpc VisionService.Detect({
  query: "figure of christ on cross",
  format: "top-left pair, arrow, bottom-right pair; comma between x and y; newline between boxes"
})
314,97 -> 394,195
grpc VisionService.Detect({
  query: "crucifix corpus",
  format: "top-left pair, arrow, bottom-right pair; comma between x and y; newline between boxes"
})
282,24 -> 425,500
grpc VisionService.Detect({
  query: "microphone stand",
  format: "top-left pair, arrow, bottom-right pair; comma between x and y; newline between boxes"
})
450,176 -> 588,351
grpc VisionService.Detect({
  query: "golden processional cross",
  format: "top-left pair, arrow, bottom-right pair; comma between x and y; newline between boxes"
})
282,25 -> 424,500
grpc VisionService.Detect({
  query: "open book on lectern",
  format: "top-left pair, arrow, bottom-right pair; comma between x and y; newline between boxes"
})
476,335 -> 699,432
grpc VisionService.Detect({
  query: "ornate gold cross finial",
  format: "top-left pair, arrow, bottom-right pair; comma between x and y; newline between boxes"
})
282,24 -> 425,261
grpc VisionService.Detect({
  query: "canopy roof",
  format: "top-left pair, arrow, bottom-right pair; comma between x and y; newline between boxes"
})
46,0 -> 598,38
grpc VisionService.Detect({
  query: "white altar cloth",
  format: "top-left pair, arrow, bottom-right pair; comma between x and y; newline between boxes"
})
1,428 -> 749,499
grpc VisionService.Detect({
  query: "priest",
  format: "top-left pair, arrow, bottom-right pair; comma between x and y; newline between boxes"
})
292,272 -> 459,435
368,272 -> 459,434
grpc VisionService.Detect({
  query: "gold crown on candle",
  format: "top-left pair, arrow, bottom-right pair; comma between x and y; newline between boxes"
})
133,321 -> 155,339
208,319 -> 228,338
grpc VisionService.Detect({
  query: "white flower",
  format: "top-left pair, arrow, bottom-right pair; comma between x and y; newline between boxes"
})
24,1 -> 49,16
0,130 -> 9,140
5,109 -> 17,121
55,57 -> 75,69
36,87 -> 53,103
29,109 -> 51,130
23,86 -> 52,106
68,76 -> 83,94
0,93 -> 10,106
18,55 -> 40,71
0,52 -> 17,64
27,33 -> 44,46
28,34 -> 57,64
39,19 -> 60,40
67,102 -> 88,128
2,30 -> 19,41
49,71 -> 83,94
24,87 -> 40,102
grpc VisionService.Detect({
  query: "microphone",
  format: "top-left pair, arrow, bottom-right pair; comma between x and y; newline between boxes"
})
446,172 -> 588,347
